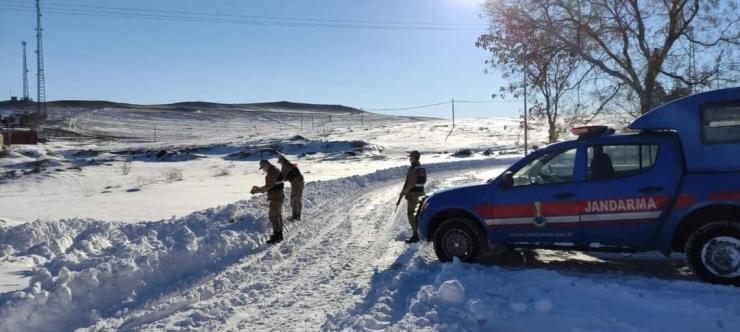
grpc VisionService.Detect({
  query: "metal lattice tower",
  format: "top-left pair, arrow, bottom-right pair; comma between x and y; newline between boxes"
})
22,41 -> 29,101
35,0 -> 46,116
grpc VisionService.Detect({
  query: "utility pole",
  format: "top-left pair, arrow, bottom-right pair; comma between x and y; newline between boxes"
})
688,26 -> 696,94
154,124 -> 157,142
523,70 -> 528,156
300,113 -> 303,131
35,0 -> 46,119
451,99 -> 455,127
360,109 -> 363,127
22,41 -> 29,102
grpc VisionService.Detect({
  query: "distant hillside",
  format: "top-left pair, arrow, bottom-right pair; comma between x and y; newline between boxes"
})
0,100 -> 363,113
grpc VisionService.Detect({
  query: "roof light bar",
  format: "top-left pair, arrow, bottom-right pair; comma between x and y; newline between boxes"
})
570,125 -> 614,136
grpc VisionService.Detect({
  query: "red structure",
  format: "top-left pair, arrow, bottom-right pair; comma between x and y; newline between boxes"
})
2,129 -> 38,145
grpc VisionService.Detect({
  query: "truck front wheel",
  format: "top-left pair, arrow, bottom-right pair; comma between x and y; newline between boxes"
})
433,217 -> 485,263
685,221 -> 740,286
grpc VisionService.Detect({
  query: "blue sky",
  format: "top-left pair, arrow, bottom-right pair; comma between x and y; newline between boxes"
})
0,0 -> 522,118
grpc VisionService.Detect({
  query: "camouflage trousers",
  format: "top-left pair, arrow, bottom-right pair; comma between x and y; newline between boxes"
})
406,191 -> 424,233
290,180 -> 304,219
269,194 -> 285,233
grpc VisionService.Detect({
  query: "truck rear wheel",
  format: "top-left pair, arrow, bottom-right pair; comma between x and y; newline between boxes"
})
433,217 -> 485,263
685,221 -> 740,286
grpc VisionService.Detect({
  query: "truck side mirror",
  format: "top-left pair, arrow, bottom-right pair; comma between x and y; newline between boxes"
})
499,171 -> 514,188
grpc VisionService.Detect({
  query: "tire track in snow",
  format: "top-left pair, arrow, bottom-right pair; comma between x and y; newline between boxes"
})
60,159 -> 512,332
124,177 -> 411,331
164,172 -> 468,331
106,179 -> 388,332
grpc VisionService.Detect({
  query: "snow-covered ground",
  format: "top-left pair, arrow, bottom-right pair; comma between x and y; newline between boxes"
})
0,105 -> 530,225
1,104 -> 738,332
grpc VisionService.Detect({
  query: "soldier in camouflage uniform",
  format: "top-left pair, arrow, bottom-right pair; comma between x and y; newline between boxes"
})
278,156 -> 305,221
252,159 -> 286,244
400,150 -> 426,243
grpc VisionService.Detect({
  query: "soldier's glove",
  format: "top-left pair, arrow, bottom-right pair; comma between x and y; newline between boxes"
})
250,186 -> 260,194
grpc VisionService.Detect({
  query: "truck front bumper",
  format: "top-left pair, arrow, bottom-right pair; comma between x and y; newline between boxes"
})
414,195 -> 430,240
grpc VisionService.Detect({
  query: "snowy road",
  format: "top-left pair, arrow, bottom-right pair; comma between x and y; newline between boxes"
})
88,166 -> 474,331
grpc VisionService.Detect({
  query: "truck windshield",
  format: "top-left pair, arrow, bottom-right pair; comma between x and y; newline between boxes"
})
511,148 -> 577,186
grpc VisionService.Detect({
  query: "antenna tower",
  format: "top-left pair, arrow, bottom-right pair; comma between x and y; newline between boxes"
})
35,0 -> 46,117
22,41 -> 29,101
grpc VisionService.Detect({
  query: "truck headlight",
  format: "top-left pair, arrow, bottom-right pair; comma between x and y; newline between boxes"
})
420,201 -> 429,213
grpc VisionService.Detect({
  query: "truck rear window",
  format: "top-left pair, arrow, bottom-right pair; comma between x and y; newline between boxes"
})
701,103 -> 740,144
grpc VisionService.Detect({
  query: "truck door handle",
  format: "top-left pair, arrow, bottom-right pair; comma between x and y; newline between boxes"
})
638,186 -> 663,194
553,192 -> 575,199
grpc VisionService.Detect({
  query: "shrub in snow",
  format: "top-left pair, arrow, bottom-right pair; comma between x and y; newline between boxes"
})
483,148 -> 493,156
162,168 -> 183,182
119,160 -> 134,175
135,176 -> 157,188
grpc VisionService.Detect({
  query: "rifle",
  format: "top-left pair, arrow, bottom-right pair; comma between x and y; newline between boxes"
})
394,189 -> 404,212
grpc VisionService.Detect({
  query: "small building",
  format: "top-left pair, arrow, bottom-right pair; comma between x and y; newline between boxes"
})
1,129 -> 38,145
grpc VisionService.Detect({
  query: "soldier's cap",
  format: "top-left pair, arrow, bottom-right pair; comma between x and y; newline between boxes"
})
258,159 -> 270,169
408,150 -> 421,158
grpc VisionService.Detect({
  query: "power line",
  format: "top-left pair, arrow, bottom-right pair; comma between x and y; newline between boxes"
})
455,99 -> 521,103
0,7 -> 481,31
0,1 -> 486,31
364,101 -> 451,112
0,0 -> 487,27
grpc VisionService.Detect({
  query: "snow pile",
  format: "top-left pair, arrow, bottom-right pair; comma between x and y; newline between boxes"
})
0,157 -> 516,332
326,256 -> 740,331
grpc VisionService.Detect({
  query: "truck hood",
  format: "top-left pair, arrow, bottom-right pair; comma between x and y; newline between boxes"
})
428,182 -> 488,205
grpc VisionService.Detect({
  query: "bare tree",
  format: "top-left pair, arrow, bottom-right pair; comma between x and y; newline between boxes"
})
119,160 -> 134,175
477,12 -> 602,143
480,0 -> 740,114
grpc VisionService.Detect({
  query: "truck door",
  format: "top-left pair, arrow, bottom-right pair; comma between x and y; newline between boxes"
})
578,138 -> 683,248
487,145 -> 584,245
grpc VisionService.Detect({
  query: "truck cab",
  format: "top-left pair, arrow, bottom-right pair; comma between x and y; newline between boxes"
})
416,87 -> 740,286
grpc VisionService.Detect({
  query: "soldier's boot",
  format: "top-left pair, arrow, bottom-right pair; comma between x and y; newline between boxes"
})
293,213 -> 301,221
266,231 -> 283,244
405,231 -> 420,244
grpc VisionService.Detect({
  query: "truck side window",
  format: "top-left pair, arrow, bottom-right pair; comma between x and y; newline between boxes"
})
587,145 -> 658,181
511,148 -> 577,187
701,103 -> 740,144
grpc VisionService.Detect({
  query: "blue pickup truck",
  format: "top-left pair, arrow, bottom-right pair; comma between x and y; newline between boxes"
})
416,87 -> 740,285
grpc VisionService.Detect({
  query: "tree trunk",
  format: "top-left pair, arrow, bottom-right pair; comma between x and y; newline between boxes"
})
641,73 -> 658,114
548,121 -> 558,143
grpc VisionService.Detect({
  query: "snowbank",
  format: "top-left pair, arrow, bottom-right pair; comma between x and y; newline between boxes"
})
326,256 -> 740,331
0,157 -> 517,332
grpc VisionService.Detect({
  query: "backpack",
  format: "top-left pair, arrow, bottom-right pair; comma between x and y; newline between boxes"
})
287,164 -> 302,181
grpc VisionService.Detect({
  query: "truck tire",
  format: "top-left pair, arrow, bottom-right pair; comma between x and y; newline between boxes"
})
685,221 -> 740,286
433,217 -> 486,263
